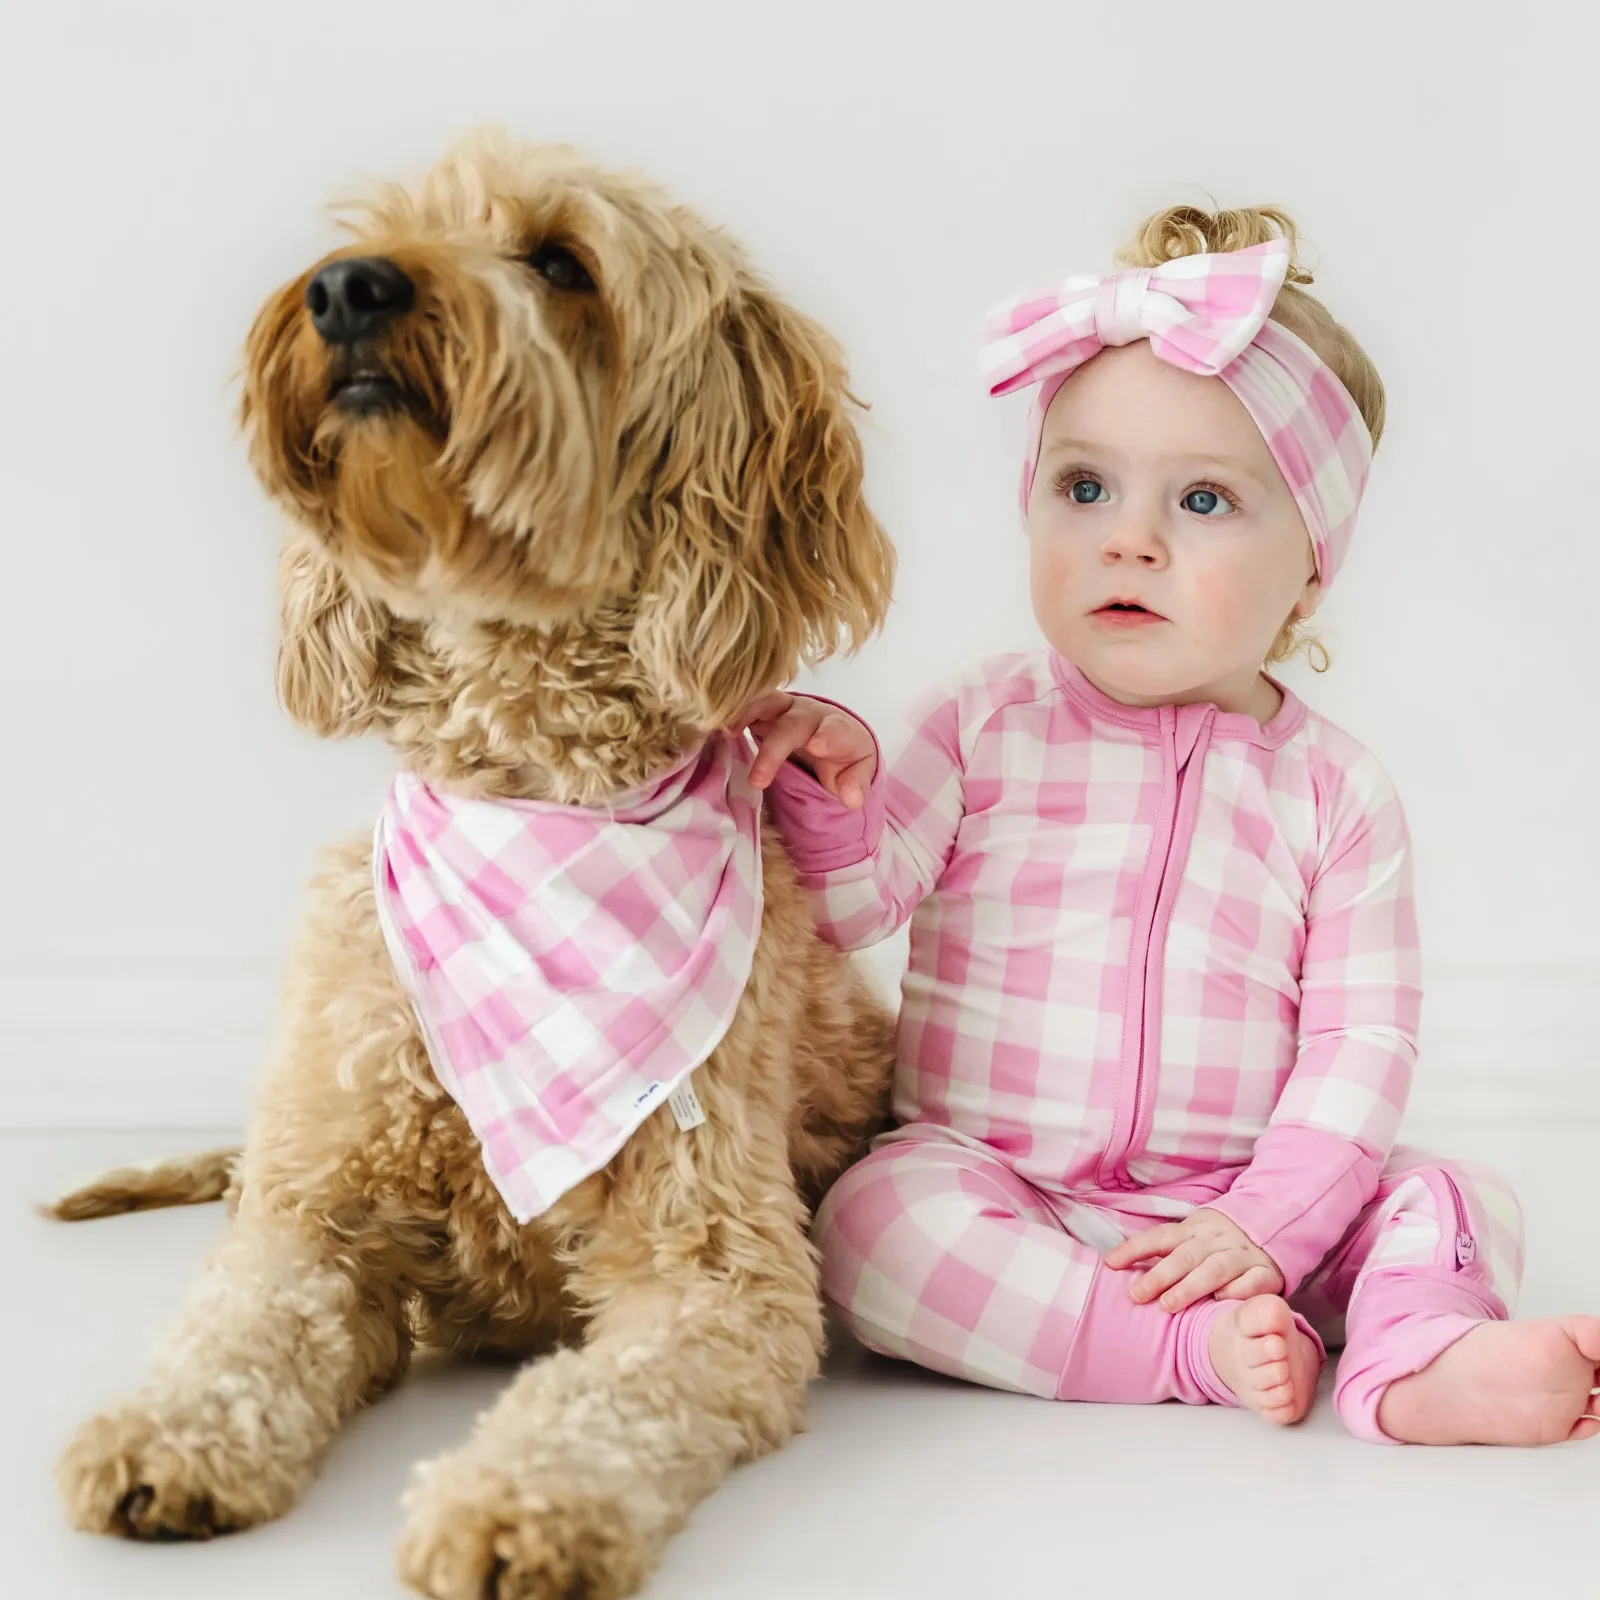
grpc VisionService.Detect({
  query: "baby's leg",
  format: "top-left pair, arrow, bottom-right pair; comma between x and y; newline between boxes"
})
815,1134 -> 1317,1406
1317,1153 -> 1600,1444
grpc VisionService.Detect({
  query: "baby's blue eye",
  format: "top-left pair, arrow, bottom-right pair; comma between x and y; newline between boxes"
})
1070,478 -> 1107,504
1183,488 -> 1230,516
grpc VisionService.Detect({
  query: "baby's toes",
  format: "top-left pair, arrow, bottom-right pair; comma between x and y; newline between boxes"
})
1252,1333 -> 1287,1368
1256,1357 -> 1289,1391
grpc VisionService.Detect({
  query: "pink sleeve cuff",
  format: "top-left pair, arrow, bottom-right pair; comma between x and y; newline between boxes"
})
760,696 -> 886,874
1207,1125 -> 1380,1297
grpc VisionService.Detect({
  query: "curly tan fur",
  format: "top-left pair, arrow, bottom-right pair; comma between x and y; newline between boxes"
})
44,1149 -> 240,1221
54,131 -> 897,1599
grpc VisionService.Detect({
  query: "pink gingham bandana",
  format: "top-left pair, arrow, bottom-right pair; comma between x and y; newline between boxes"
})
979,239 -> 1371,588
373,737 -> 763,1222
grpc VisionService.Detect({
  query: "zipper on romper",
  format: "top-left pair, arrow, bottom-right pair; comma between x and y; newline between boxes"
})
1098,707 -> 1211,1188
1441,1170 -> 1476,1268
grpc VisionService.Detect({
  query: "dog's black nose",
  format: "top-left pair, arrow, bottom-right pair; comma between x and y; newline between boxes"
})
305,257 -> 415,345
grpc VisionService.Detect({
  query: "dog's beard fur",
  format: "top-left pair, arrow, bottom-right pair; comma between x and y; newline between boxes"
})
238,133 -> 893,806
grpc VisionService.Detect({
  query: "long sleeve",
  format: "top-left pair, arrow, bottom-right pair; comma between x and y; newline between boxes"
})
763,687 -> 968,951
1207,757 -> 1421,1296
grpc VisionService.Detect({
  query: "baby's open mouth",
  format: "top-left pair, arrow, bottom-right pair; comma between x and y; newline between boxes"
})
1094,600 -> 1167,621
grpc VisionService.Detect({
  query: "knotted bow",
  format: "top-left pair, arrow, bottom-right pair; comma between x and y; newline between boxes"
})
981,239 -> 1292,395
980,239 -> 1372,590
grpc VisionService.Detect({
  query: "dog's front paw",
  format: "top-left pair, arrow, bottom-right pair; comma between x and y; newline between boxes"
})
57,1401 -> 289,1540
398,1451 -> 660,1600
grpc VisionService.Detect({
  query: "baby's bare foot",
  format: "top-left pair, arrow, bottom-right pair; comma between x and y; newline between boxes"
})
1208,1295 -> 1322,1425
1376,1317 -> 1600,1446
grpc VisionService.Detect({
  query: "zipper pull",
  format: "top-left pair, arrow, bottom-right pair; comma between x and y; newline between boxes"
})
1455,1231 -> 1477,1267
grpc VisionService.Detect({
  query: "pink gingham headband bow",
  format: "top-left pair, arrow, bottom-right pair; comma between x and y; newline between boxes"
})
979,238 -> 1372,589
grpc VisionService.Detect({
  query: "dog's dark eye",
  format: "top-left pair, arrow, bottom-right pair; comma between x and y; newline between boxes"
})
525,244 -> 595,293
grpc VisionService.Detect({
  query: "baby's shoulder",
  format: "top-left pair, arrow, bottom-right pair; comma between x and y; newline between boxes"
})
919,649 -> 1064,729
1291,704 -> 1408,827
891,651 -> 1065,774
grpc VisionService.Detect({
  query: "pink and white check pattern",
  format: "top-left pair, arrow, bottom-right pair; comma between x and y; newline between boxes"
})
768,651 -> 1421,1296
812,1130 -> 1521,1434
769,654 -> 1528,1434
979,239 -> 1372,588
373,737 -> 762,1222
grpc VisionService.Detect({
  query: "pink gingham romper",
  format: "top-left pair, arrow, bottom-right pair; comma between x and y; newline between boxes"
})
767,652 -> 1524,1441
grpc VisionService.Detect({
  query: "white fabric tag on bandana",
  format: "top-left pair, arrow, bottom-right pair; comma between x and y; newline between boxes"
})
668,1075 -> 707,1132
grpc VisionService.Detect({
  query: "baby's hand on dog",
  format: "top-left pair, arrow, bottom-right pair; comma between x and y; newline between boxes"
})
732,692 -> 877,811
1107,1209 -> 1285,1313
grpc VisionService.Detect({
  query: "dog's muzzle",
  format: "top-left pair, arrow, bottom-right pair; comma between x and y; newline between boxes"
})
306,257 -> 415,416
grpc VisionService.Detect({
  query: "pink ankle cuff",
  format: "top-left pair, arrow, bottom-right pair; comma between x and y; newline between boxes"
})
1333,1269 -> 1509,1444
1184,1297 -> 1237,1407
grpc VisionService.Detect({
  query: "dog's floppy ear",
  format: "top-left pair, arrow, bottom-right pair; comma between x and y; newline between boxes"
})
631,282 -> 895,729
276,534 -> 393,738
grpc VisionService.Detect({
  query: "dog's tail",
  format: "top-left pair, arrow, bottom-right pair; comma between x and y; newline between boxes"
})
42,1149 -> 242,1221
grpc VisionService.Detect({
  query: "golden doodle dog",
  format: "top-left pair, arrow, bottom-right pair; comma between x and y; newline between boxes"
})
51,130 -> 897,1599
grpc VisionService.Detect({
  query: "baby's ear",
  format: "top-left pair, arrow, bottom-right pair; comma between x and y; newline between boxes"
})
1295,576 -> 1324,620
276,533 -> 393,738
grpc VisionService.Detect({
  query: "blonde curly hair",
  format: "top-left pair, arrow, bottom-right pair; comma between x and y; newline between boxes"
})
1117,204 -> 1384,671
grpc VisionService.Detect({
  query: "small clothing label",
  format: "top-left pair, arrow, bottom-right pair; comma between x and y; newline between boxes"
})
668,1077 -> 707,1132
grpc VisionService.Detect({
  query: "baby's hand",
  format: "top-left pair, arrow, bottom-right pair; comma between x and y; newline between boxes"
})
1106,1209 -> 1285,1313
730,692 -> 878,812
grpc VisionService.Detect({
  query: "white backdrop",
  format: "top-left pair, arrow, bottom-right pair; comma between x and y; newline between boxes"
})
3,0 -> 1595,1126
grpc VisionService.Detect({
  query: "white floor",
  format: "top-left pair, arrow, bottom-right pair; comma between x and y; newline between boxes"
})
8,1122 -> 1600,1600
